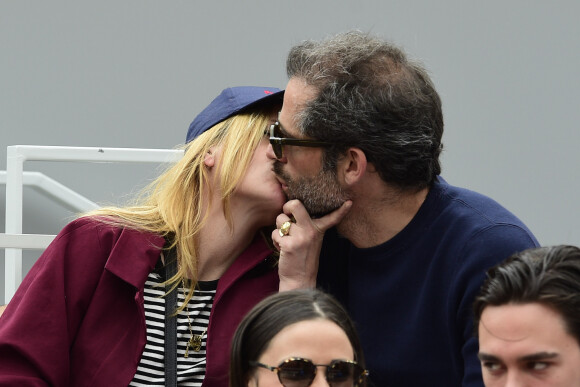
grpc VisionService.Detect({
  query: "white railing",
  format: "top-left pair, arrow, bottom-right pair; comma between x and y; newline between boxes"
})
0,169 -> 99,251
0,170 -> 101,213
2,145 -> 183,304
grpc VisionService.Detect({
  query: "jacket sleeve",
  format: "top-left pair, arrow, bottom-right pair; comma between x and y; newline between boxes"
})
452,223 -> 539,387
0,218 -> 110,387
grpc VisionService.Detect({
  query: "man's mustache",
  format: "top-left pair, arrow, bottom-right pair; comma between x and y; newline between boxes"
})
273,161 -> 285,180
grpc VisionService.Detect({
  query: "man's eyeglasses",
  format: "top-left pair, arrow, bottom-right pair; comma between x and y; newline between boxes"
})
251,357 -> 369,387
269,121 -> 333,159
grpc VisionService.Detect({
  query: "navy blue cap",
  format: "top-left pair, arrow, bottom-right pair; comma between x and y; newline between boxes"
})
186,86 -> 284,143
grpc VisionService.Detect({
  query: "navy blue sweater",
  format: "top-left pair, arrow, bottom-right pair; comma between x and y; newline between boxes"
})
318,177 -> 539,387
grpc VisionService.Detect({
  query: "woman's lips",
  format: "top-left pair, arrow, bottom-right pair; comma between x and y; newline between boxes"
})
275,175 -> 288,191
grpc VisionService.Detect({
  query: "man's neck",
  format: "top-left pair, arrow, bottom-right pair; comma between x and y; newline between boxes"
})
337,185 -> 429,248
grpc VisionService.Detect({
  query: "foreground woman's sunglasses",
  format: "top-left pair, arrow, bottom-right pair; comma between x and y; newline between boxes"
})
251,357 -> 369,387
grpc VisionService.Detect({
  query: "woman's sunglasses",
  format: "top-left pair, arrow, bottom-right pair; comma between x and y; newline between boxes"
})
251,357 -> 369,387
269,121 -> 333,159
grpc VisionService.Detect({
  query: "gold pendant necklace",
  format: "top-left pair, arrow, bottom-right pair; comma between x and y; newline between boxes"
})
184,325 -> 207,357
185,328 -> 207,357
182,280 -> 208,358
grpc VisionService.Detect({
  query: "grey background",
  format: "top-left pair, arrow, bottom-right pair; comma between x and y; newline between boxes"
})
2,1 -> 579,301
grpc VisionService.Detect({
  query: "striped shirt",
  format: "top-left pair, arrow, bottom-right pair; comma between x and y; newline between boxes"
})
130,265 -> 217,386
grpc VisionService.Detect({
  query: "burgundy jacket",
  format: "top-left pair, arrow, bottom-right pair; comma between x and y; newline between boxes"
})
0,217 -> 279,387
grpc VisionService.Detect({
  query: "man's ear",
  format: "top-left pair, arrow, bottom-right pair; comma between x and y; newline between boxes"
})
203,148 -> 216,168
340,147 -> 368,186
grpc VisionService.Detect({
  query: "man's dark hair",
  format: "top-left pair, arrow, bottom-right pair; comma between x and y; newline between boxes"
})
286,30 -> 444,191
473,245 -> 580,344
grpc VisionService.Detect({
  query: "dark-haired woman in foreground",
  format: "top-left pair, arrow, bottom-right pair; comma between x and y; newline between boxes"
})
230,288 -> 369,387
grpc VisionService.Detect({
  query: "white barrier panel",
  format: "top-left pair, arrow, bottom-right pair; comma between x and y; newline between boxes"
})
0,234 -> 56,250
0,171 -> 99,213
3,145 -> 183,304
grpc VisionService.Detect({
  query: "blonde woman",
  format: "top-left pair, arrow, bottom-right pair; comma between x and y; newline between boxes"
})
0,87 -> 303,387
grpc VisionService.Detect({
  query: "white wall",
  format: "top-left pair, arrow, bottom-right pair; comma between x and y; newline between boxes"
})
2,1 -> 579,301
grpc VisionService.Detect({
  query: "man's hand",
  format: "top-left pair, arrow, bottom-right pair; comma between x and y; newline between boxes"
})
273,200 -> 352,291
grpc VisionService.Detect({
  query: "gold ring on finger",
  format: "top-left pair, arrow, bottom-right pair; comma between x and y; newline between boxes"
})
279,221 -> 292,237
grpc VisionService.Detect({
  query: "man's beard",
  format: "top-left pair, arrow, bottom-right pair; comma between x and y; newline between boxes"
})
274,161 -> 349,218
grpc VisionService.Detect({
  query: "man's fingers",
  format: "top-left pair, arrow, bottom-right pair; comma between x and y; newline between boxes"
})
281,200 -> 308,223
312,200 -> 352,233
277,199 -> 351,235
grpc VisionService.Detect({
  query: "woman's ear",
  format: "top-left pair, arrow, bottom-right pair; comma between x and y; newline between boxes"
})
203,148 -> 216,168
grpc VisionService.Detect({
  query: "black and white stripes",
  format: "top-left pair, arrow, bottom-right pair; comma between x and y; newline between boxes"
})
130,270 -> 217,386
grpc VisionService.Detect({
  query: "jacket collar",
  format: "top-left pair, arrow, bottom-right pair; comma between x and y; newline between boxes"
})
103,228 -> 274,293
104,227 -> 165,289
215,233 -> 274,302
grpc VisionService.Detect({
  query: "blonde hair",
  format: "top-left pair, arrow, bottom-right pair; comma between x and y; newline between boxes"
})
84,106 -> 277,307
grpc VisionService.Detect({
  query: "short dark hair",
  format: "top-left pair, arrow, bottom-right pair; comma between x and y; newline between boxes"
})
473,245 -> 580,344
229,288 -> 366,387
286,30 -> 444,191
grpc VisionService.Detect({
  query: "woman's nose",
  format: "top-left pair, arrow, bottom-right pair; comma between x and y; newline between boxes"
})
309,371 -> 330,387
266,143 -> 277,159
266,143 -> 286,162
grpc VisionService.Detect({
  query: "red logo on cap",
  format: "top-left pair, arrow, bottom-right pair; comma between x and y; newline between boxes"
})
264,90 -> 274,94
